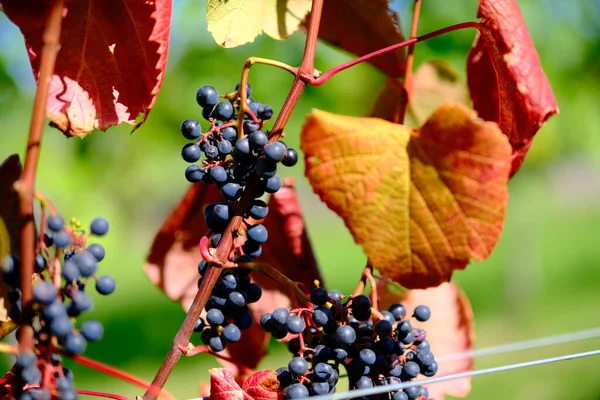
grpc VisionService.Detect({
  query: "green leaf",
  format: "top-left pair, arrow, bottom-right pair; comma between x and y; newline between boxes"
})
206,0 -> 312,48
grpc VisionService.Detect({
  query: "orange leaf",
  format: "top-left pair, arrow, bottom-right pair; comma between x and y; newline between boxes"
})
301,104 -> 511,288
209,369 -> 280,400
467,0 -> 559,175
401,284 -> 475,399
2,0 -> 171,137
311,0 -> 405,77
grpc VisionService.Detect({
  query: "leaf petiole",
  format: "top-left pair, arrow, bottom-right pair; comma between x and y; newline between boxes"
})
239,262 -> 311,305
301,21 -> 482,87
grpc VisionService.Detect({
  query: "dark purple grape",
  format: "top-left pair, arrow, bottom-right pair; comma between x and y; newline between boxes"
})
402,361 -> 420,378
96,275 -> 116,295
222,324 -> 241,342
288,357 -> 308,375
81,320 -> 104,342
181,118 -> 201,139
355,376 -> 373,389
335,325 -> 356,345
314,362 -> 334,380
196,86 -> 219,108
182,143 -> 202,163
64,333 -> 87,354
248,200 -> 268,219
286,315 -> 305,334
185,165 -> 205,183
413,305 -> 431,322
264,175 -> 281,193
47,215 -> 64,233
375,319 -> 393,337
282,148 -> 298,167
285,383 -> 309,399
264,141 -> 286,163
87,244 -> 105,261
214,101 -> 234,121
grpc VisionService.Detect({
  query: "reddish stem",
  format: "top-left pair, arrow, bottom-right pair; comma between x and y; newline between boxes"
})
398,0 -> 423,124
301,21 -> 481,87
16,0 -> 65,353
143,2 -> 325,398
67,354 -> 176,400
75,390 -> 130,400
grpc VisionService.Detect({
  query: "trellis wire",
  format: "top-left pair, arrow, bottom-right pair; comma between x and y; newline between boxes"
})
437,327 -> 600,362
306,349 -> 600,400
188,328 -> 600,400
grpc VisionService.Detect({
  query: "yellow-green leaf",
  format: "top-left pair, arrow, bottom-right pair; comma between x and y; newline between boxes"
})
206,0 -> 312,48
301,104 -> 512,288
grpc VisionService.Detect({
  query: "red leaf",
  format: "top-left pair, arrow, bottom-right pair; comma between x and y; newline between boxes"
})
209,369 -> 280,400
145,183 -> 221,310
209,368 -> 244,400
0,370 -> 15,398
311,0 -> 406,77
241,370 -> 281,400
467,0 -> 559,175
379,282 -> 475,399
1,0 -> 172,137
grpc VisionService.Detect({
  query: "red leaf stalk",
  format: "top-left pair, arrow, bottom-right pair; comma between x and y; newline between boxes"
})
69,354 -> 175,400
75,390 -> 130,400
302,21 -> 481,87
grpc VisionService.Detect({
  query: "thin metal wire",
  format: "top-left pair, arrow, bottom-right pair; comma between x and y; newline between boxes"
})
305,349 -> 600,400
437,327 -> 600,362
333,327 -> 600,378
188,349 -> 600,400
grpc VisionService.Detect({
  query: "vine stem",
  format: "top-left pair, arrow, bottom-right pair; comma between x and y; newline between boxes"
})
397,0 -> 422,124
67,354 -> 176,400
15,0 -> 65,353
301,21 -> 481,87
75,390 -> 129,400
142,1 -> 324,398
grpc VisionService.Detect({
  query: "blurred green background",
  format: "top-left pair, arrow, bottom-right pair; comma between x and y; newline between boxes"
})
1,0 -> 599,398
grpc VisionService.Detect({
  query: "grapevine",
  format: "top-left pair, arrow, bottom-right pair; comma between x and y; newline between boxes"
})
0,0 -> 571,399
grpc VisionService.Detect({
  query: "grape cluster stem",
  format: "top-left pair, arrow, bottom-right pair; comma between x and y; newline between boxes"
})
15,0 -> 65,354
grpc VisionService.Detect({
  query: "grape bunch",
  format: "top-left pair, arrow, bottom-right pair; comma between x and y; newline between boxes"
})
181,82 -> 299,351
263,288 -> 436,399
179,82 -> 297,262
1,214 -> 116,399
195,264 -> 262,352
